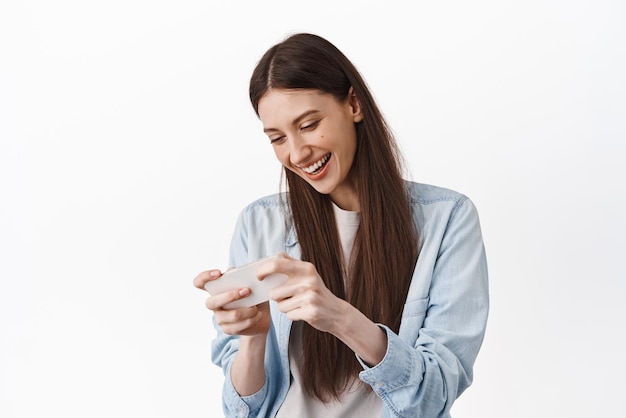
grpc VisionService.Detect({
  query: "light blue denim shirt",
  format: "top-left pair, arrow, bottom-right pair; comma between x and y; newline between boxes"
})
211,181 -> 489,418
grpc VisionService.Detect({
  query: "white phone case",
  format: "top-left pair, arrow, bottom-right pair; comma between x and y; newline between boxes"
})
204,255 -> 288,309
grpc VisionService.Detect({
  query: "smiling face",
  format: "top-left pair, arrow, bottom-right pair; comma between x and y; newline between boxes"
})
258,88 -> 363,210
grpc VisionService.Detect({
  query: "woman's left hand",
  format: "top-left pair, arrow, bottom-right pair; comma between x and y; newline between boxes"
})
257,253 -> 348,334
260,252 -> 388,366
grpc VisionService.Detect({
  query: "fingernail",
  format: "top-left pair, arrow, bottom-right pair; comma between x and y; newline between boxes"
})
209,270 -> 220,278
238,288 -> 249,297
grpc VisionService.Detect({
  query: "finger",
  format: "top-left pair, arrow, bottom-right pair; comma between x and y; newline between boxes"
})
193,269 -> 222,289
206,287 -> 251,310
273,293 -> 298,313
257,256 -> 315,280
274,284 -> 318,311
219,310 -> 263,335
269,279 -> 305,302
282,306 -> 305,323
215,303 -> 258,324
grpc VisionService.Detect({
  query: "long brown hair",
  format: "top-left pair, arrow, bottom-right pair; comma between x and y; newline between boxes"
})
249,33 -> 418,401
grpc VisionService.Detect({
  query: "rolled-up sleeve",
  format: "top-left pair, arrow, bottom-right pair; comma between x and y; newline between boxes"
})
211,208 -> 271,417
211,201 -> 289,418
357,197 -> 489,417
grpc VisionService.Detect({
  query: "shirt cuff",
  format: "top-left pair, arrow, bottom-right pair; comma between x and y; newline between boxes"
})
356,324 -> 422,392
223,363 -> 269,418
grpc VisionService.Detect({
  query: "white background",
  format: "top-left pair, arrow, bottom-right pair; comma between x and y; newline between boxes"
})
1,1 -> 624,417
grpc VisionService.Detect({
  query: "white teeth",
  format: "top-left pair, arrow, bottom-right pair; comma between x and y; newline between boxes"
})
302,154 -> 330,174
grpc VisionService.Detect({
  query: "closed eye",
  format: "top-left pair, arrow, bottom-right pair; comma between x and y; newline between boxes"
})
300,120 -> 320,131
269,135 -> 285,145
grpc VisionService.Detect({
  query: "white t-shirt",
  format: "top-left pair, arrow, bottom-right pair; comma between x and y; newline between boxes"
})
276,204 -> 383,417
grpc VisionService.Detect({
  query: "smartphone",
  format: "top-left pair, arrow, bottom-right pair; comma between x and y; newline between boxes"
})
204,255 -> 288,309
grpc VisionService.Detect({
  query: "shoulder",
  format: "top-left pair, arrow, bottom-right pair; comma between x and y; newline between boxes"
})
229,193 -> 294,262
405,180 -> 469,209
236,193 -> 290,221
242,193 -> 286,210
236,192 -> 292,235
235,192 -> 290,231
404,180 -> 481,233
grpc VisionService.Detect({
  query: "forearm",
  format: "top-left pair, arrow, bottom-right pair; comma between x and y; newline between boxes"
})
230,334 -> 267,396
332,300 -> 388,366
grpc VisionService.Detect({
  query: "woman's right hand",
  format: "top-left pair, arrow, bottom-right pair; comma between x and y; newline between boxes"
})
193,269 -> 271,337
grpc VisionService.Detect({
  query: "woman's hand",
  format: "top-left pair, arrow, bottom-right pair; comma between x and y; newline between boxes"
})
258,253 -> 348,335
259,253 -> 388,366
193,269 -> 270,337
193,268 -> 271,396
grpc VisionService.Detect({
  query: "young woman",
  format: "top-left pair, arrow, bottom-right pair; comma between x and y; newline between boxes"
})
194,33 -> 489,418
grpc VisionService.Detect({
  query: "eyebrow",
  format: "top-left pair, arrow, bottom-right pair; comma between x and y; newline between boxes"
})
263,110 -> 320,133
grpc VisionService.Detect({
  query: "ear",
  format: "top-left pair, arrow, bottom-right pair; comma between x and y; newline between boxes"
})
348,87 -> 363,123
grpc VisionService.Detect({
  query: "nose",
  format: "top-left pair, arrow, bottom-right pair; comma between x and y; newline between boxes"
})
288,134 -> 312,167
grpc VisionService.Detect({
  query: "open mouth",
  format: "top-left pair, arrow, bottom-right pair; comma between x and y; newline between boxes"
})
302,153 -> 331,174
